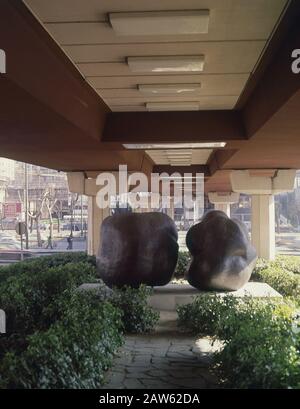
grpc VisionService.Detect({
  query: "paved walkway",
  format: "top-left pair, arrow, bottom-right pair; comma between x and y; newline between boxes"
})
102,312 -> 222,389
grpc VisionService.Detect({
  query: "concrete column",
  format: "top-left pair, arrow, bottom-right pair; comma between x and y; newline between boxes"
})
214,202 -> 231,217
87,196 -> 110,256
208,192 -> 239,218
166,197 -> 174,219
67,172 -> 114,256
251,195 -> 275,260
230,169 -> 296,260
194,197 -> 204,222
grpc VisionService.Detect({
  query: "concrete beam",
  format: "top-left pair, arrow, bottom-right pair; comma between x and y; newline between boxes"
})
208,192 -> 240,204
0,0 -> 109,141
230,170 -> 296,194
103,111 -> 245,144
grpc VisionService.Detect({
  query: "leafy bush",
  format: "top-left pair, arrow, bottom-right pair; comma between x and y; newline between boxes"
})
177,295 -> 300,388
0,254 -> 160,389
251,257 -> 270,278
174,251 -> 191,279
271,255 -> 300,275
218,309 -> 300,389
0,252 -> 96,283
0,261 -> 97,338
177,294 -> 239,336
251,256 -> 300,297
111,285 -> 159,333
254,266 -> 300,297
0,291 -> 123,389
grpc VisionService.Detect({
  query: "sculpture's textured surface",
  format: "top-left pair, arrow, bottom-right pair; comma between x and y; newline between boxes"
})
186,210 -> 257,291
97,212 -> 178,288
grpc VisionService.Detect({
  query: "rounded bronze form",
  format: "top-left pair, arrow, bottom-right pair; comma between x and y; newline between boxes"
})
186,210 -> 257,291
97,212 -> 178,288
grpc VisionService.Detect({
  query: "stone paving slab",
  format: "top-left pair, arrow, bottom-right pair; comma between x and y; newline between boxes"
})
102,312 -> 222,389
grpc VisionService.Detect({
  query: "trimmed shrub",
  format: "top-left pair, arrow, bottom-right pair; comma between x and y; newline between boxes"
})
0,291 -> 123,389
177,294 -> 239,336
217,309 -> 300,389
254,266 -> 300,297
271,255 -> 300,275
0,261 -> 97,337
251,257 -> 270,278
174,251 -> 191,279
251,256 -> 300,297
177,295 -> 300,389
0,254 -> 160,389
0,252 -> 96,283
111,285 -> 159,333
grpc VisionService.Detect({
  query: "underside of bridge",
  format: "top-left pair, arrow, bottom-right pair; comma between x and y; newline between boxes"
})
1,0 -> 300,259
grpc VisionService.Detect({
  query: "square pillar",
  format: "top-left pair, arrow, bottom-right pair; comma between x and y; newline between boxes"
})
194,197 -> 204,222
214,202 -> 231,217
251,195 -> 275,260
208,192 -> 239,218
87,196 -> 110,256
166,197 -> 174,219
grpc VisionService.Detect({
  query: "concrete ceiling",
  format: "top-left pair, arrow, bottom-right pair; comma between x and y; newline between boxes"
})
2,0 -> 300,195
25,0 -> 288,112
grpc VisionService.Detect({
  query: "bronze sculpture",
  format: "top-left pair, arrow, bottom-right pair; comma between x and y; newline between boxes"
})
186,210 -> 257,291
97,212 -> 178,288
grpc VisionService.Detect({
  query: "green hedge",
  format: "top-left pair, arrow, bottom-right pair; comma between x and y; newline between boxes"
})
255,267 -> 300,297
0,254 -> 159,388
177,295 -> 300,388
174,251 -> 191,279
252,255 -> 300,277
0,252 -> 96,284
111,285 -> 159,333
0,291 -> 123,389
252,256 -> 300,297
0,261 -> 97,338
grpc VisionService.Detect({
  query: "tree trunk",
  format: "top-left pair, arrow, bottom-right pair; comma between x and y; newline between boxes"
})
36,217 -> 42,247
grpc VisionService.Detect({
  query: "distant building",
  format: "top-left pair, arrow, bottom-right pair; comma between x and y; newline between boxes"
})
0,158 -> 15,183
0,159 -> 71,221
0,158 -> 16,210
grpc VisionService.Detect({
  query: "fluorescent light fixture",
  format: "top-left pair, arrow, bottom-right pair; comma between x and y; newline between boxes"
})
138,84 -> 201,95
109,10 -> 209,36
146,102 -> 199,111
123,143 -> 227,149
127,56 -> 204,73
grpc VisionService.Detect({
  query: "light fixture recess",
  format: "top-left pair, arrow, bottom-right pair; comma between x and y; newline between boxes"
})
138,84 -> 201,95
127,56 -> 204,73
109,10 -> 210,36
123,143 -> 227,149
146,102 -> 199,111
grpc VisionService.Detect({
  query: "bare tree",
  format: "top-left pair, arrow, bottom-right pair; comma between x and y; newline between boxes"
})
69,193 -> 79,237
27,192 -> 47,247
0,182 -> 8,231
44,190 -> 58,248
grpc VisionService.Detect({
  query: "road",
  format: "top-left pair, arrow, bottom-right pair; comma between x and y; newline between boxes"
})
178,231 -> 300,256
1,229 -> 300,263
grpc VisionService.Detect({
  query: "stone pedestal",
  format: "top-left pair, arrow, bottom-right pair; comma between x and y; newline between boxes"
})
148,282 -> 282,311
